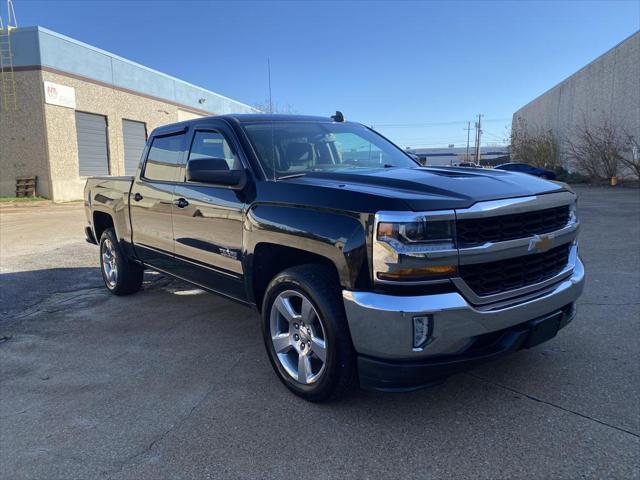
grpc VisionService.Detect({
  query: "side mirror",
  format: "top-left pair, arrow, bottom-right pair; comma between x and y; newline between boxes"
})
186,157 -> 247,188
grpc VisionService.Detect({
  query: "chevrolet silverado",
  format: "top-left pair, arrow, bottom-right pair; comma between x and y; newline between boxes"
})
84,113 -> 584,401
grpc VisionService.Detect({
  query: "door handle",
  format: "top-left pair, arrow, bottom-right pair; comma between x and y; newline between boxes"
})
174,198 -> 189,208
133,192 -> 143,202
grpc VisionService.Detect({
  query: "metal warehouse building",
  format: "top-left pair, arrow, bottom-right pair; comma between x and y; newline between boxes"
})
408,146 -> 510,167
512,31 -> 640,173
0,26 -> 256,201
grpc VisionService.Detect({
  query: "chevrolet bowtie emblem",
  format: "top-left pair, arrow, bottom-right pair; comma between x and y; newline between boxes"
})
528,234 -> 553,253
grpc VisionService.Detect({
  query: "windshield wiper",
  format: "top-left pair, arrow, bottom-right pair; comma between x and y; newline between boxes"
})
277,173 -> 307,180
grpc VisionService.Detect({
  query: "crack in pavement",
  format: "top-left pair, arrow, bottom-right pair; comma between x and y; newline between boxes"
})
577,302 -> 640,306
1,383 -> 97,419
104,348 -> 253,480
465,372 -> 640,439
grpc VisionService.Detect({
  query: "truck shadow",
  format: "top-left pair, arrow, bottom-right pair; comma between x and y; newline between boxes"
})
1,267 -> 103,321
0,267 -> 195,324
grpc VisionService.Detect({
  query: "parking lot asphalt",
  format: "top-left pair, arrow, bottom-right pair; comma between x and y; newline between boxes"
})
1,186 -> 639,480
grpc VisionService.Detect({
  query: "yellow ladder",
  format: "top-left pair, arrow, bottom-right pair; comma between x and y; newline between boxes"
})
0,26 -> 17,111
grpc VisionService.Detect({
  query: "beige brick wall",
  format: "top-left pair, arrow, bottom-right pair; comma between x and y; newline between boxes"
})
1,69 -> 213,201
0,70 -> 52,198
41,70 -> 193,201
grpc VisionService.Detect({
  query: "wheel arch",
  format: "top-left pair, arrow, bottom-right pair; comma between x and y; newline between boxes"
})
93,211 -> 114,241
250,243 -> 340,312
244,204 -> 371,309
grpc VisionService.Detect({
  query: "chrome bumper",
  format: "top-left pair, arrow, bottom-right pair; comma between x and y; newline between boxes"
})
342,256 -> 585,360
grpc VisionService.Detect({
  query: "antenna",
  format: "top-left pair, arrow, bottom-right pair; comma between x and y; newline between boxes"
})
266,58 -> 276,181
267,58 -> 273,114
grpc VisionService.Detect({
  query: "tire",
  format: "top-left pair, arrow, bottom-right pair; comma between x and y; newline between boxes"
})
99,228 -> 143,296
261,265 -> 356,402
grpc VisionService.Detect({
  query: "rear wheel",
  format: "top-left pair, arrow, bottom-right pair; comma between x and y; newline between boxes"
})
99,228 -> 143,296
261,265 -> 356,402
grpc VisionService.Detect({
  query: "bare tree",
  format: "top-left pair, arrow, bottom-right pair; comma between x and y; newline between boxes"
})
566,117 -> 623,180
252,100 -> 297,114
620,133 -> 640,179
511,117 -> 561,170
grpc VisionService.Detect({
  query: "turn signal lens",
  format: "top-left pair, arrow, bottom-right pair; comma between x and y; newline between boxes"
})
377,222 -> 395,238
377,265 -> 456,281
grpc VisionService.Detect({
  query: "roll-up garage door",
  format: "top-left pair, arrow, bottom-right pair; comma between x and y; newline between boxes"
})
123,119 -> 147,175
75,111 -> 109,176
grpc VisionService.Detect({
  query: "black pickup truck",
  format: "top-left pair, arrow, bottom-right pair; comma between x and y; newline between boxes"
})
84,113 -> 584,401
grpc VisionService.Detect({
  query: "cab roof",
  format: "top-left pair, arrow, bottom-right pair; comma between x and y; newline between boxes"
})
218,114 -> 338,124
151,114 -> 348,137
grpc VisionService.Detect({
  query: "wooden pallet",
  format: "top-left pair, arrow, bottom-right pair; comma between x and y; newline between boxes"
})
15,176 -> 37,197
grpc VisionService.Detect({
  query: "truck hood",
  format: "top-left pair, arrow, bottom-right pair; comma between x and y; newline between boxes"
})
285,167 -> 565,211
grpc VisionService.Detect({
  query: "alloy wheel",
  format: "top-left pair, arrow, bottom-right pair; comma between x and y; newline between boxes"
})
269,290 -> 328,384
101,238 -> 118,287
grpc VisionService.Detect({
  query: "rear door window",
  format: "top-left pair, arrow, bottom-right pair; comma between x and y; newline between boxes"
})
143,133 -> 186,182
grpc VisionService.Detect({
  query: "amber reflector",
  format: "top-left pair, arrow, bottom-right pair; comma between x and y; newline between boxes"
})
377,265 -> 456,280
377,222 -> 395,237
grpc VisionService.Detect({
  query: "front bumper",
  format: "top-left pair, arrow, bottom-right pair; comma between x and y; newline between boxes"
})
342,256 -> 585,391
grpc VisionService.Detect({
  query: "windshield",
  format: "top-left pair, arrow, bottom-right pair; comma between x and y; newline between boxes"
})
242,121 -> 418,179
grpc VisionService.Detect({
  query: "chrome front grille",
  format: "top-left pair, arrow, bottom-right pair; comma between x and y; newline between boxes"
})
459,243 -> 571,297
452,192 -> 578,301
456,205 -> 570,248
372,192 -> 578,303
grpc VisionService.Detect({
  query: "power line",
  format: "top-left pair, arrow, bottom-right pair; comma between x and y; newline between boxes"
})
389,136 -> 475,142
482,131 -> 507,141
373,117 -> 510,128
401,140 -> 509,148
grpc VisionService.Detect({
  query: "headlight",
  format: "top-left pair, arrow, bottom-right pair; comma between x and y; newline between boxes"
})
373,211 -> 457,283
377,220 -> 455,251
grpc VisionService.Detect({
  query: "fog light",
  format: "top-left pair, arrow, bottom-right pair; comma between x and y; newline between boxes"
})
413,315 -> 433,349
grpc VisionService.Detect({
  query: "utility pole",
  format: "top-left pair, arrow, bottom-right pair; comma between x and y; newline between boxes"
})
465,121 -> 471,160
474,114 -> 483,164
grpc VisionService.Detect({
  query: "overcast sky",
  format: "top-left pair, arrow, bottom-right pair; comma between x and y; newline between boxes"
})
12,0 -> 640,148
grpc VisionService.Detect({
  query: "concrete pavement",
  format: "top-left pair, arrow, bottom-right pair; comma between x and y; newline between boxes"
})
0,186 -> 638,479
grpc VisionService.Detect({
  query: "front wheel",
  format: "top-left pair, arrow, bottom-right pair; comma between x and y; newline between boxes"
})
99,228 -> 143,296
261,265 -> 356,402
